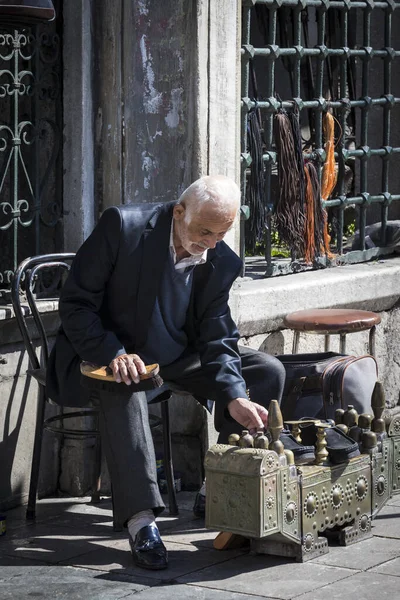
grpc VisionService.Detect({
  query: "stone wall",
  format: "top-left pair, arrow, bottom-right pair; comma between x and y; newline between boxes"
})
232,256 -> 400,410
0,307 -> 61,511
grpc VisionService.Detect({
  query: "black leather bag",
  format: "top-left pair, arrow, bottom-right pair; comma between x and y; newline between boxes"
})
0,1 -> 55,25
276,352 -> 378,422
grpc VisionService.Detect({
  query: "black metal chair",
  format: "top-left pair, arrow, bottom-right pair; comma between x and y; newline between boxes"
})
11,253 -> 178,528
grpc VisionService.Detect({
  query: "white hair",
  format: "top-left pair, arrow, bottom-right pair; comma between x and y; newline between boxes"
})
178,175 -> 240,217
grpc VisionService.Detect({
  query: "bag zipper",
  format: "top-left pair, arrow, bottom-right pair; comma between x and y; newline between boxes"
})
322,357 -> 350,418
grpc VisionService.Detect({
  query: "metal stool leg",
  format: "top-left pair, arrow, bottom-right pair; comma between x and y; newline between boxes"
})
292,331 -> 300,354
161,400 -> 178,516
26,384 -> 47,520
324,335 -> 330,352
339,333 -> 347,354
369,325 -> 376,356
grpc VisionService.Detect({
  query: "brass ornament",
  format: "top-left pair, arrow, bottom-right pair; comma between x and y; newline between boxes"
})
284,502 -> 298,524
206,385 -> 400,563
330,484 -> 344,509
356,475 -> 368,501
375,475 -> 387,496
304,492 -> 319,517
302,533 -> 315,552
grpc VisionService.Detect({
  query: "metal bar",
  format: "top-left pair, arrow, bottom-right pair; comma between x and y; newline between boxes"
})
381,4 -> 393,247
335,8 -> 349,255
369,326 -> 376,356
324,335 -> 330,352
253,0 -> 397,9
12,30 -> 18,273
251,147 -> 400,166
241,0 -> 400,277
339,333 -> 347,355
292,331 -> 300,354
240,4 -> 252,275
34,25 -> 40,257
357,4 -> 372,252
241,96 -> 400,111
264,7 -> 278,271
324,193 -> 400,208
241,47 -> 400,58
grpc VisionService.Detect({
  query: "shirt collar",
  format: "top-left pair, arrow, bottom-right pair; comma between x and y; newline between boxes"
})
169,220 -> 208,271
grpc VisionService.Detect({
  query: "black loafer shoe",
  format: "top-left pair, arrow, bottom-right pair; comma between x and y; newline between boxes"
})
129,525 -> 168,570
300,420 -> 360,464
280,430 -> 315,464
193,492 -> 206,518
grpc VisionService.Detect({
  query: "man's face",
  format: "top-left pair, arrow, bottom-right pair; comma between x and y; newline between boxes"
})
173,201 -> 237,256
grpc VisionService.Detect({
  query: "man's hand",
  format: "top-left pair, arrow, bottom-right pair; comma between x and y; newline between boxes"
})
109,353 -> 146,385
227,397 -> 268,431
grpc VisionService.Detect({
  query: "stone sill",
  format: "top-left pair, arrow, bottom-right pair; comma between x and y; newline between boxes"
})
231,255 -> 400,337
2,256 -> 400,340
0,299 -> 59,322
0,299 -> 60,346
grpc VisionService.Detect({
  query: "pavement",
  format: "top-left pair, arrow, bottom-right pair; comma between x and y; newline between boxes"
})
1,491 -> 400,600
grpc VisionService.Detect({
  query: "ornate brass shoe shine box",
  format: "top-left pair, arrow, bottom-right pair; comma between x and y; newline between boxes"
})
205,393 -> 400,562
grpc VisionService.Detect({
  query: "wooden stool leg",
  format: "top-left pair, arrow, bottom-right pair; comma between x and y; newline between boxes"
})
339,333 -> 347,354
369,326 -> 376,356
292,331 -> 300,354
324,335 -> 330,352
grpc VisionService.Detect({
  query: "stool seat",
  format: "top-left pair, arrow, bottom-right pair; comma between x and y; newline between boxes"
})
283,309 -> 381,335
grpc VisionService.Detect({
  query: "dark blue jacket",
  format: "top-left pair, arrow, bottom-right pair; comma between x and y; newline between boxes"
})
46,201 -> 246,407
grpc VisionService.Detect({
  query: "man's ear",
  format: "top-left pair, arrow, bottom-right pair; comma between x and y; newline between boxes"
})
173,204 -> 185,221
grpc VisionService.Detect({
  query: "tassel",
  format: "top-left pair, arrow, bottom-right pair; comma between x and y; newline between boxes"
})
273,109 -> 305,256
246,108 -> 266,253
287,109 -> 305,212
307,161 -> 324,258
321,112 -> 337,201
304,163 -> 315,264
320,112 -> 336,258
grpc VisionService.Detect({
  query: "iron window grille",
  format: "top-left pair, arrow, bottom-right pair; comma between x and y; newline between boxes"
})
241,0 -> 400,277
0,2 -> 62,303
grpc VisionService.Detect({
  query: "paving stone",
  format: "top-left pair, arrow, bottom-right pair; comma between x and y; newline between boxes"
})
0,555 -> 50,576
61,538 -> 246,582
312,535 -> 400,570
297,571 -> 400,600
0,564 -> 149,600
161,520 -> 219,548
132,583 -> 274,600
386,495 -> 400,508
2,509 -> 119,542
166,491 -> 198,512
0,524 -> 113,564
177,553 -> 353,600
370,556 -> 400,576
371,504 -> 400,538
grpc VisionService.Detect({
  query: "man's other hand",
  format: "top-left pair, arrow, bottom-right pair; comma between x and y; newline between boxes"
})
109,353 -> 146,385
227,397 -> 268,431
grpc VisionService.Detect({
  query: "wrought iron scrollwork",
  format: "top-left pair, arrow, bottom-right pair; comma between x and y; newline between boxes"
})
0,10 -> 62,302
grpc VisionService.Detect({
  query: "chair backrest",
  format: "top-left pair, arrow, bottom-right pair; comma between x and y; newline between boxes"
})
11,253 -> 75,372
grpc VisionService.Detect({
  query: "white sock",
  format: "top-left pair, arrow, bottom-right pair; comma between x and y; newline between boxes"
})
199,481 -> 206,496
128,509 -> 156,540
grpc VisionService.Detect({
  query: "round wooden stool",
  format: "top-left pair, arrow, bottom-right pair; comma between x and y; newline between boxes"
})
283,309 -> 381,356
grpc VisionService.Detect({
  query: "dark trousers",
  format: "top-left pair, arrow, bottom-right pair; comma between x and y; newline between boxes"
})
94,346 -> 285,526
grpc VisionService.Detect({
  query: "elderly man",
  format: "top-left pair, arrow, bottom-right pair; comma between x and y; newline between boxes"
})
47,175 -> 285,570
